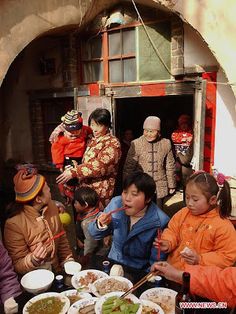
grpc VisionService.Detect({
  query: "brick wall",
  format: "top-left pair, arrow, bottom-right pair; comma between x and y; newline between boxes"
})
171,16 -> 184,76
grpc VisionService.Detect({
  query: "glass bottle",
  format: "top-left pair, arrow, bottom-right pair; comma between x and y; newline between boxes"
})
175,272 -> 196,314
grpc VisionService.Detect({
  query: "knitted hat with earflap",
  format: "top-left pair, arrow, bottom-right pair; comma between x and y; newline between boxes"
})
13,167 -> 45,203
61,110 -> 83,132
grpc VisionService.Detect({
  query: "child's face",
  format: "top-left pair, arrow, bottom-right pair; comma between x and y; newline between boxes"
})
90,119 -> 108,138
37,182 -> 51,206
122,184 -> 150,216
70,129 -> 82,137
185,182 -> 216,215
74,200 -> 86,213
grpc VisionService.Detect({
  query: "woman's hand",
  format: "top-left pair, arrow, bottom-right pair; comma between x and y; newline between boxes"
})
180,248 -> 200,265
56,168 -> 73,184
98,213 -> 112,227
151,261 -> 183,283
32,242 -> 47,264
153,238 -> 170,253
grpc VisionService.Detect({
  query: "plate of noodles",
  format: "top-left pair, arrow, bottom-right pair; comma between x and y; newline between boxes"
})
140,287 -> 177,314
71,269 -> 108,292
90,276 -> 133,297
23,292 -> 70,314
68,297 -> 98,314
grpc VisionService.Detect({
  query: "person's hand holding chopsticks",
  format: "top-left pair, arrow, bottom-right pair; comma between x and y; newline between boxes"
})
97,212 -> 112,228
153,238 -> 171,253
31,242 -> 47,266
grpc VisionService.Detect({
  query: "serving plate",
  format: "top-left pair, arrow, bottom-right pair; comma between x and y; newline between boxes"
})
140,287 -> 177,314
95,291 -> 142,314
68,297 -> 98,314
71,269 -> 109,292
91,275 -> 133,297
140,299 -> 164,314
60,289 -> 91,306
23,292 -> 70,314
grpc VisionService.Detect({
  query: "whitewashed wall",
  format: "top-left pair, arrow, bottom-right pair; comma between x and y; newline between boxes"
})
184,24 -> 236,178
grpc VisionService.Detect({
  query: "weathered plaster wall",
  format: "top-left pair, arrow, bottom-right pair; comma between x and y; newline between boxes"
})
170,0 -> 236,98
215,69 -> 236,176
0,0 -> 236,177
184,24 -> 217,68
0,0 -> 92,87
1,0 -> 236,99
1,37 -> 63,163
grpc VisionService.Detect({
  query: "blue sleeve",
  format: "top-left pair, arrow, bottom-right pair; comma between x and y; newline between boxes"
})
88,196 -> 122,240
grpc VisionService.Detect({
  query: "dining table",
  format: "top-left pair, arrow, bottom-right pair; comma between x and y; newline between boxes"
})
2,255 -> 233,314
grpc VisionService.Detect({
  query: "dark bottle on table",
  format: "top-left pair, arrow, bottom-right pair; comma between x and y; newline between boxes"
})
175,272 -> 196,314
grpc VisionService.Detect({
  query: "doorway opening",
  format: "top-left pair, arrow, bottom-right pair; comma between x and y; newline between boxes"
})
114,95 -> 194,140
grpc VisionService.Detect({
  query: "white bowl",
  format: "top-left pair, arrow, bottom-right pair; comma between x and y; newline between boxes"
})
21,269 -> 54,294
64,261 -> 82,275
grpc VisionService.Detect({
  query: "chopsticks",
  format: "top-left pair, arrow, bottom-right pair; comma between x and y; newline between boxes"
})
157,228 -> 162,260
46,230 -> 65,244
108,206 -> 127,216
120,271 -> 155,299
90,206 -> 127,222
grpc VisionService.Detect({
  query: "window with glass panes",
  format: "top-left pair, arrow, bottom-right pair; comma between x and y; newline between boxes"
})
81,35 -> 103,83
108,28 -> 136,83
80,21 -> 171,84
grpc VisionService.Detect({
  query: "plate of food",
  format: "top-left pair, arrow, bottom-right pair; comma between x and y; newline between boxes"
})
68,297 -> 98,314
23,292 -> 70,314
95,291 -> 142,314
71,269 -> 109,292
91,276 -> 133,297
60,290 -> 92,306
140,299 -> 164,314
140,288 -> 177,314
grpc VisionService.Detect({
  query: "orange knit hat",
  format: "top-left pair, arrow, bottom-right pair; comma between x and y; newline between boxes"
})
13,168 -> 45,203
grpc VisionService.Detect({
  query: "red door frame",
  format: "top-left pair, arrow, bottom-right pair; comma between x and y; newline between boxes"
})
202,72 -> 217,173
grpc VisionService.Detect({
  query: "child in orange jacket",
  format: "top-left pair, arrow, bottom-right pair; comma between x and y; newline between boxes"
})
154,171 -> 236,270
51,110 -> 92,171
51,110 -> 92,202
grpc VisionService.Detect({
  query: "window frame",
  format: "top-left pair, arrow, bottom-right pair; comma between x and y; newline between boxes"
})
80,18 -> 172,85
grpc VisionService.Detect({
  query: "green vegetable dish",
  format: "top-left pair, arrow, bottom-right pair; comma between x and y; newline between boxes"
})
102,296 -> 140,314
26,296 -> 65,314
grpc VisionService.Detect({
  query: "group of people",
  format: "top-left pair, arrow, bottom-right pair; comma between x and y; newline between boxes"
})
0,107 -> 236,313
